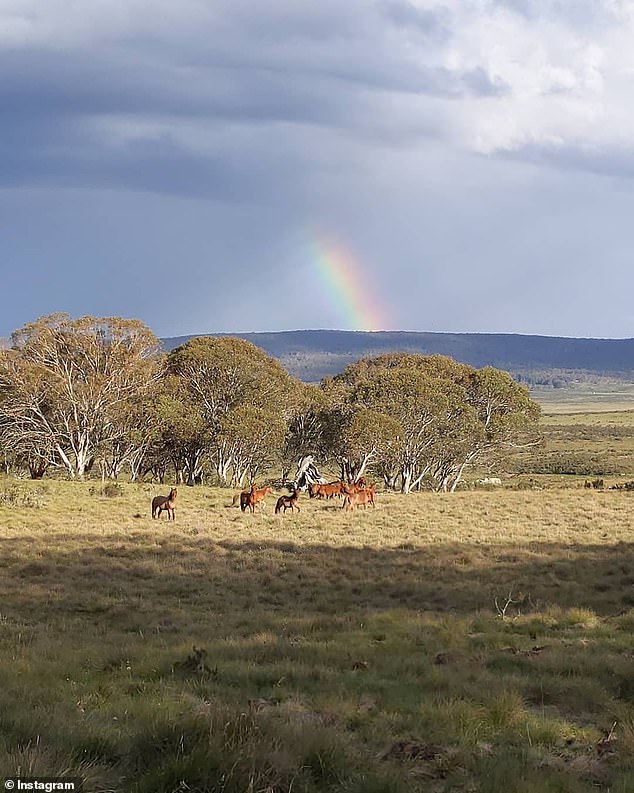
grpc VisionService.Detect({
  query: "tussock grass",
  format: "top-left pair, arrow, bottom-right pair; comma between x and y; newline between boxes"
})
1,478 -> 634,790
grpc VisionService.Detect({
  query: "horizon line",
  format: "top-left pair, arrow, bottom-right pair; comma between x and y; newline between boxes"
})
159,328 -> 634,343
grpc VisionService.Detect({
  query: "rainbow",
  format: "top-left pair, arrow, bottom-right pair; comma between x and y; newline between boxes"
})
308,234 -> 389,331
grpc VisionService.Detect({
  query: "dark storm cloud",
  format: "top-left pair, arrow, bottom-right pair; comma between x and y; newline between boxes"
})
3,0 -> 634,339
0,1 -> 509,199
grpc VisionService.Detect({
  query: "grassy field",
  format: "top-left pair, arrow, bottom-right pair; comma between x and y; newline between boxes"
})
505,388 -> 634,484
531,383 -> 634,414
2,478 -> 634,792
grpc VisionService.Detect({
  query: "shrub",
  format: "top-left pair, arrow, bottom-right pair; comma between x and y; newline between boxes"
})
90,482 -> 124,498
0,485 -> 42,508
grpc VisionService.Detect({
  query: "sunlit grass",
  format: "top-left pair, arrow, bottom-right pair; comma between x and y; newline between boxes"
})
1,477 -> 634,790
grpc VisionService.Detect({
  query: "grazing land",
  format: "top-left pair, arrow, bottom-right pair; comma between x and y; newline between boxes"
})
508,390 -> 634,484
532,383 -> 634,414
2,478 -> 634,792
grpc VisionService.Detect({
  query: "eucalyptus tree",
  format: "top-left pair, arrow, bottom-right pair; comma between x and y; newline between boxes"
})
0,314 -> 163,480
283,382 -> 330,480
218,404 -> 287,487
166,336 -> 299,485
323,353 -> 541,492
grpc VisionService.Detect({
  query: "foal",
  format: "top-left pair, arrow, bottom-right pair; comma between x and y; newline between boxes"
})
152,487 -> 177,520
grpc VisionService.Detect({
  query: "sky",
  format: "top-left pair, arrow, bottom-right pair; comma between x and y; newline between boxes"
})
2,0 -> 634,339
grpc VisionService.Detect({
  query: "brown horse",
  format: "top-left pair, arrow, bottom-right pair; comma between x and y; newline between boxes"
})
342,478 -> 367,496
310,481 -> 344,500
342,483 -> 375,510
275,490 -> 300,514
323,481 -> 346,499
241,485 -> 273,513
152,487 -> 177,519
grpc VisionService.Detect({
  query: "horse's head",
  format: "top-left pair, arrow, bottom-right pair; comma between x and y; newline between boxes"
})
169,488 -> 178,500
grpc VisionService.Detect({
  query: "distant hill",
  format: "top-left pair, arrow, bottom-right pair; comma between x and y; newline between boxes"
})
161,330 -> 634,384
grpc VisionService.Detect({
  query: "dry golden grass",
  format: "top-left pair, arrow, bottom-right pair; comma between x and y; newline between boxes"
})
2,478 -> 634,791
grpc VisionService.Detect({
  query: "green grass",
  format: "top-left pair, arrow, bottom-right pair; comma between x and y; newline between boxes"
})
1,479 -> 634,790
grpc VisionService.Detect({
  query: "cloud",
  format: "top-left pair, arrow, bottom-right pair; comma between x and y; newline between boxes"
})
3,1 -> 634,338
1,0 -> 632,190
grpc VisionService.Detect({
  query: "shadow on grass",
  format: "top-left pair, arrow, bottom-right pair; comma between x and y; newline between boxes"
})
3,534 -> 634,792
1,534 -> 634,625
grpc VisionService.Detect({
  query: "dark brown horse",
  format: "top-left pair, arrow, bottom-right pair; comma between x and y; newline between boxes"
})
241,485 -> 273,513
152,487 -> 177,519
275,490 -> 300,514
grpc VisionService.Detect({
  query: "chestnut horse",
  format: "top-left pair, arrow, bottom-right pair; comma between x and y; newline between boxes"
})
342,483 -> 375,510
310,481 -> 345,500
341,478 -> 367,496
152,487 -> 177,520
275,489 -> 300,514
241,485 -> 273,513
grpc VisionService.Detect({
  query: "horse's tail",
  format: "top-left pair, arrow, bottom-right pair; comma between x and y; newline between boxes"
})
225,494 -> 241,508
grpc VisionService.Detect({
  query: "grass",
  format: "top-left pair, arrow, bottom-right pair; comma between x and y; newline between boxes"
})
506,397 -> 634,481
2,478 -> 634,791
531,383 -> 634,414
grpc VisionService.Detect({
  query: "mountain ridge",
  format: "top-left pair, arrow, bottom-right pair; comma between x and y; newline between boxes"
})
161,329 -> 634,383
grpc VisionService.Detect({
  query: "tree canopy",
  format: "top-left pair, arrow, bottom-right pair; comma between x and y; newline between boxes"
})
0,316 -> 542,490
320,354 -> 541,491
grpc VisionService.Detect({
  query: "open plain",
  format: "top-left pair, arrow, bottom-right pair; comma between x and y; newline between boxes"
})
2,466 -> 634,792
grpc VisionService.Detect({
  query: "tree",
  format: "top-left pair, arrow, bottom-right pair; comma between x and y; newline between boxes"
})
97,384 -> 165,481
218,405 -> 287,487
283,383 -> 329,480
166,337 -> 298,485
336,408 -> 403,484
322,353 -> 541,492
151,378 -> 212,485
0,314 -> 162,480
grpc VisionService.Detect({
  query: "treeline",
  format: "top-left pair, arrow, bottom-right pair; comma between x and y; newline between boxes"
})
513,369 -> 634,388
0,315 -> 542,492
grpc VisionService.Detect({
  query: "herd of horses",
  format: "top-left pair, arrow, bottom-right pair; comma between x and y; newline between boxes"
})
308,478 -> 375,510
150,479 -> 376,519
